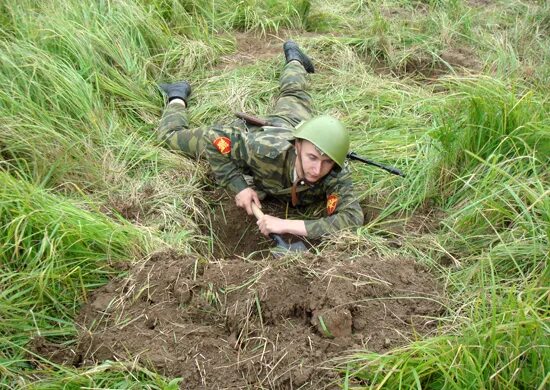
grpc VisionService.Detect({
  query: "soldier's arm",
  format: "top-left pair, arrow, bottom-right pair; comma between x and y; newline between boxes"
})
256,169 -> 363,239
257,215 -> 307,237
302,168 -> 364,239
204,133 -> 250,195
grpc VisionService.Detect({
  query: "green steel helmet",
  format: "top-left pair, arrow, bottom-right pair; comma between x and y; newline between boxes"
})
293,115 -> 349,167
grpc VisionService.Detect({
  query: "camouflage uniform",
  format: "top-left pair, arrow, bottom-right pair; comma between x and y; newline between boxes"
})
157,61 -> 364,238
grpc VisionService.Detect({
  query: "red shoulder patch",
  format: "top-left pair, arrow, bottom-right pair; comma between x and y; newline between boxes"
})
327,194 -> 339,215
213,136 -> 231,155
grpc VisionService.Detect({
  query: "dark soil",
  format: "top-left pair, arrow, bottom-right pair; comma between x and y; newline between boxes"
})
39,249 -> 443,389
439,46 -> 481,73
393,45 -> 481,81
205,191 -> 272,258
215,31 -> 325,72
204,191 -> 318,258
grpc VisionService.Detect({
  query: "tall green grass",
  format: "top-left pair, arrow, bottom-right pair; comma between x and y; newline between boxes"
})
1,0 -> 548,387
344,285 -> 549,389
341,44 -> 549,390
0,0 -> 223,189
0,0 -> 222,252
0,170 -> 148,379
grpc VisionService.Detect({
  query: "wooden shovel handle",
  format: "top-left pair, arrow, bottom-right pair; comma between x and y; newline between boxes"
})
251,203 -> 283,246
251,203 -> 308,254
251,203 -> 264,220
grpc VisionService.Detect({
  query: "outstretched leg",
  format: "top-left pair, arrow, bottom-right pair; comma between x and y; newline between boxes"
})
157,103 -> 209,158
266,41 -> 314,128
156,81 -> 208,158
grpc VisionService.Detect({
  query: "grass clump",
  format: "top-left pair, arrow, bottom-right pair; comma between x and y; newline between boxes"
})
0,170 -> 148,380
4,361 -> 181,389
430,78 -> 549,183
341,48 -> 549,390
145,0 -> 311,36
344,273 -> 549,389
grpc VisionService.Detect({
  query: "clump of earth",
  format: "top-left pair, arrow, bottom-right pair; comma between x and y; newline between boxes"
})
35,249 -> 443,389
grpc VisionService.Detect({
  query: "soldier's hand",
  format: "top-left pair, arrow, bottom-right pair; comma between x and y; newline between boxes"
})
235,187 -> 261,216
256,215 -> 285,236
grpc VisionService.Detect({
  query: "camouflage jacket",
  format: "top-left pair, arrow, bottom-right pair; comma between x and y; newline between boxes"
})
205,124 -> 364,239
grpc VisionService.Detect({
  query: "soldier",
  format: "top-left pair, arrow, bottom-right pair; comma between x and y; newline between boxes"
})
157,40 -> 364,239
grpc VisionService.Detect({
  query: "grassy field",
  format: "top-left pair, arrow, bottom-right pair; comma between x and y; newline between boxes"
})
1,0 -> 548,388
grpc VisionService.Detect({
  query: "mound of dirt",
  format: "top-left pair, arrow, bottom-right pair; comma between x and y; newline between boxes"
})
62,250 -> 443,389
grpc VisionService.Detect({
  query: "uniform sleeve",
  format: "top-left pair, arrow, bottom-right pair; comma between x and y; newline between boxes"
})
303,167 -> 364,239
204,131 -> 249,195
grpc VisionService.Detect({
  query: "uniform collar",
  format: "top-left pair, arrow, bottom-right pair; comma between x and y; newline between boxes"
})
285,146 -> 297,187
287,146 -> 319,206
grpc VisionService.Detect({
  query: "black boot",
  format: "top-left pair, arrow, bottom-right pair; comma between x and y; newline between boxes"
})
283,40 -> 315,73
159,81 -> 192,105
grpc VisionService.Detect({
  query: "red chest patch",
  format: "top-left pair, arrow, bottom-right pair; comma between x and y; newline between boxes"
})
213,136 -> 231,155
326,194 -> 339,215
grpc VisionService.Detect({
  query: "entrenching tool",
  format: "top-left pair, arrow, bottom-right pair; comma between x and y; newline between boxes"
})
251,203 -> 308,256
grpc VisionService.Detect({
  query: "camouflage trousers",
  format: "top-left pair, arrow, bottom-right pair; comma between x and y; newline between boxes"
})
156,61 -> 312,158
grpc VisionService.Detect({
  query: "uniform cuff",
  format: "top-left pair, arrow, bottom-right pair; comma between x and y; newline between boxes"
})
304,220 -> 323,239
228,176 -> 249,194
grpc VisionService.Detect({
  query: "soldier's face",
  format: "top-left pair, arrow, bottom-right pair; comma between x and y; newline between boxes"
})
296,140 -> 335,183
